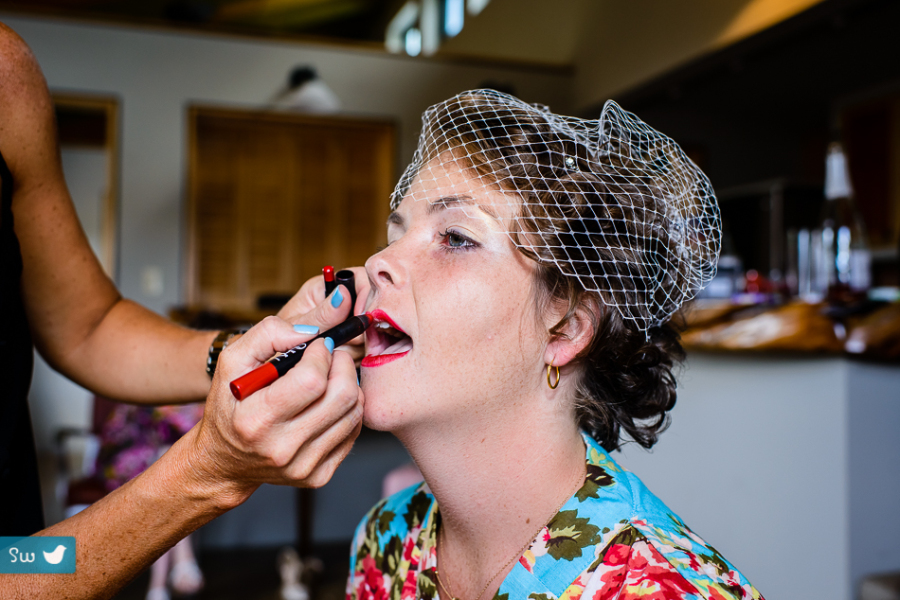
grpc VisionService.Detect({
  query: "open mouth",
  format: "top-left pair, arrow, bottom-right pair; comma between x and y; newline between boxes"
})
362,309 -> 413,367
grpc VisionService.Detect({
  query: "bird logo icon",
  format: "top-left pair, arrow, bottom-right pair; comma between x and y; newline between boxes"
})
43,545 -> 67,565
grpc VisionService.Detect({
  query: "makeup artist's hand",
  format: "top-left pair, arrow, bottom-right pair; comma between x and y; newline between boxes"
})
187,291 -> 363,502
276,266 -> 370,361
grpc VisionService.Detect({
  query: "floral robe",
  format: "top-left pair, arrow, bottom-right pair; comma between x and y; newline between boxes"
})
346,433 -> 764,600
96,403 -> 204,490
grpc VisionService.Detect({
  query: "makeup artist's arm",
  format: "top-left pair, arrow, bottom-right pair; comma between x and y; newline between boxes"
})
2,302 -> 364,600
0,26 -> 217,403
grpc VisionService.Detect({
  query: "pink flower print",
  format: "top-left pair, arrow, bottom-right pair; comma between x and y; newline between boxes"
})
531,525 -> 551,558
358,556 -> 389,600
617,542 -> 698,600
400,567 -> 418,600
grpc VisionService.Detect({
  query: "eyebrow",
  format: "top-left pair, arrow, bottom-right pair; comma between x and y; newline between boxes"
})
386,195 -> 499,229
387,211 -> 404,227
428,195 -> 499,219
426,195 -> 468,215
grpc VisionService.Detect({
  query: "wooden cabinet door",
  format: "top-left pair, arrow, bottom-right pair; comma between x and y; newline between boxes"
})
187,107 -> 394,312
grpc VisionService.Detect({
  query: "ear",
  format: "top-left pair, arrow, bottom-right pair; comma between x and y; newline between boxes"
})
544,300 -> 596,368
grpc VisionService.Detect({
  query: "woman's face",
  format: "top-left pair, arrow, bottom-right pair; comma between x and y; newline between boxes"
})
361,158 -> 551,433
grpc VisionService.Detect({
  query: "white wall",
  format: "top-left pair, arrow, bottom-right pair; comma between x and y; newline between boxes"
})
62,148 -> 108,263
616,354 -> 900,600
848,362 -> 900,594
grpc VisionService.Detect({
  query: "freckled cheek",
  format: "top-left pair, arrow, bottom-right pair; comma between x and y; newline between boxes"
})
413,253 -> 531,352
420,306 -> 520,366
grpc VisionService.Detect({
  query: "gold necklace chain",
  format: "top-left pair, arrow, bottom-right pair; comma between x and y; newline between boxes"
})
435,460 -> 586,600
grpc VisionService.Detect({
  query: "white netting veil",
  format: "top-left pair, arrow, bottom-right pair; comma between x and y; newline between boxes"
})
391,89 -> 721,332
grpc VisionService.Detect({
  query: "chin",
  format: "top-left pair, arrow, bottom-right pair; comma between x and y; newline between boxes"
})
362,405 -> 410,434
360,366 -> 456,435
361,414 -> 392,432
360,382 -> 404,432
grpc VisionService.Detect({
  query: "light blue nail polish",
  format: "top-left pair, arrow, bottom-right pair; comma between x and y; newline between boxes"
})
331,288 -> 344,308
324,337 -> 335,353
356,371 -> 360,385
293,324 -> 319,335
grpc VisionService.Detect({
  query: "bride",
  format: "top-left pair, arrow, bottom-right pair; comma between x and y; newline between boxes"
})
347,90 -> 762,600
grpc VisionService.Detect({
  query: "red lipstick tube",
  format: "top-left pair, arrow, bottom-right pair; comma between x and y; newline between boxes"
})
323,265 -> 336,297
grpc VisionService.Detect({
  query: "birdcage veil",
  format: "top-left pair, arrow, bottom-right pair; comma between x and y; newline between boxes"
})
391,89 -> 721,332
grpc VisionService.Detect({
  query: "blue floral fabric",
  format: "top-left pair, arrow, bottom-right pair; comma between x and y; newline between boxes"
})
346,433 -> 764,600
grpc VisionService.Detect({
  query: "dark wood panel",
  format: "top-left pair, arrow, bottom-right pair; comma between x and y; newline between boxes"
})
187,106 -> 395,312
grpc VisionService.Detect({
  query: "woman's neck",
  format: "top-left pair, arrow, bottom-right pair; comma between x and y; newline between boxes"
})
396,402 -> 585,599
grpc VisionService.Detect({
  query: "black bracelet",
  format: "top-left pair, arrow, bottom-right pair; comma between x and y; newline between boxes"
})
206,329 -> 247,378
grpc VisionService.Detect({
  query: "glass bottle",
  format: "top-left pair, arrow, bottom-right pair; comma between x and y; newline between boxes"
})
819,142 -> 871,293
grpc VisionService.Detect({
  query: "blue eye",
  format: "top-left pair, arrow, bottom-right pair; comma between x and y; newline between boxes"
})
439,229 -> 477,251
446,232 -> 468,247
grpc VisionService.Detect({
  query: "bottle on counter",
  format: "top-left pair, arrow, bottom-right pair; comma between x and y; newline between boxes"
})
818,142 -> 871,296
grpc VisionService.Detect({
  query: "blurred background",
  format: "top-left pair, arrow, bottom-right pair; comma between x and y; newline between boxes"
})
4,0 -> 898,598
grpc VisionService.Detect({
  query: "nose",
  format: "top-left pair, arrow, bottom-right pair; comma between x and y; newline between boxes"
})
365,241 -> 406,293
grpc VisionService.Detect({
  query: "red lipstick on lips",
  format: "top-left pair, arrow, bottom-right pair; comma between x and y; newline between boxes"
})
362,309 -> 411,368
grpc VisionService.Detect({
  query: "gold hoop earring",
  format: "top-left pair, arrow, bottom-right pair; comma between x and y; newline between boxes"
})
547,364 -> 561,390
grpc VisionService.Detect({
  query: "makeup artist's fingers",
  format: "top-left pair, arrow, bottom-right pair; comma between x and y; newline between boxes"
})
220,315 -> 312,372
241,348 -> 359,487
251,338 -> 337,425
280,349 -> 359,440
337,341 -> 365,363
276,272 -> 326,321
198,321 -> 330,459
280,358 -> 363,486
191,311 -> 363,493
278,266 -> 369,323
293,421 -> 363,489
231,341 -> 351,445
288,283 -> 353,335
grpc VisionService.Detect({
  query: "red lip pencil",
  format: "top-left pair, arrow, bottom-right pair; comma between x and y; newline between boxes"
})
229,313 -> 373,400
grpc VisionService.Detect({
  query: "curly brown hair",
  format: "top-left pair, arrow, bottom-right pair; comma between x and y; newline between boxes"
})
409,91 -> 696,451
532,263 -> 684,452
